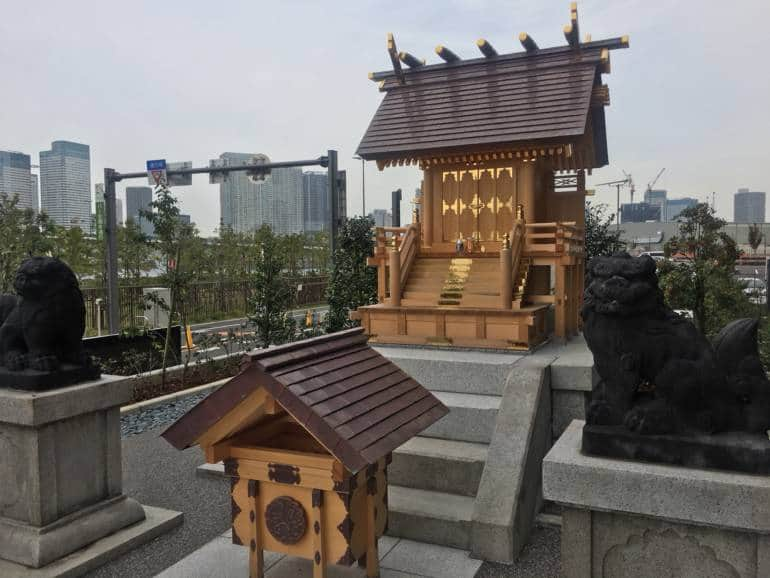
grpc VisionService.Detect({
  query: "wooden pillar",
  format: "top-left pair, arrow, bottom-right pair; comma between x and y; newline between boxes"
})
377,261 -> 386,303
422,169 -> 433,249
366,480 -> 380,578
389,249 -> 401,306
500,244 -> 512,309
520,162 -> 537,224
312,490 -> 326,578
248,480 -> 264,578
555,263 -> 566,340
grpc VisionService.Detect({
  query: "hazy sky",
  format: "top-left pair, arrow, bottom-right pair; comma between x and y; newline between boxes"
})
2,0 -> 769,235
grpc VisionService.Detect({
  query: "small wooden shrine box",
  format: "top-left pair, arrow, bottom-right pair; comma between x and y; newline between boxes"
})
163,328 -> 448,578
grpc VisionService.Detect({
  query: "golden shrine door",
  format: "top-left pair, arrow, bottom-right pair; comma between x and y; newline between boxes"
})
438,167 -> 517,243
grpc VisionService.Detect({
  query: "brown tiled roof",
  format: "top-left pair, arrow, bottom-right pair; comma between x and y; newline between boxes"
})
357,42 -> 620,161
162,328 -> 448,473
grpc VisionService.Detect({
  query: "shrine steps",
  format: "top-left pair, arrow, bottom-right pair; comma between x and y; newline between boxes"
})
388,437 -> 488,497
386,380 -> 501,550
386,486 -> 475,551
421,391 -> 501,444
358,254 -> 547,350
380,347 -> 552,563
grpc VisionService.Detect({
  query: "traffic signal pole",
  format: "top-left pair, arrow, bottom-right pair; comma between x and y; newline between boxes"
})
102,153 -> 336,334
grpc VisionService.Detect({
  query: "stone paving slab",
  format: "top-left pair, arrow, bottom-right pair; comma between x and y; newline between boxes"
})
0,506 -> 182,578
157,533 -> 481,578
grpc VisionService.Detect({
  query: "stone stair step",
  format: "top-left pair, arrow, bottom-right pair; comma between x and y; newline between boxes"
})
386,486 -> 474,550
389,437 -> 488,497
421,391 -> 501,444
376,347 -> 522,396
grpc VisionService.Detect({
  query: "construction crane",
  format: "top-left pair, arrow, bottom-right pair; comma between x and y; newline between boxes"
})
596,173 -> 634,229
645,167 -> 666,199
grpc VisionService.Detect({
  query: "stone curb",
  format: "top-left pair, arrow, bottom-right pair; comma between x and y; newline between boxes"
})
120,377 -> 229,416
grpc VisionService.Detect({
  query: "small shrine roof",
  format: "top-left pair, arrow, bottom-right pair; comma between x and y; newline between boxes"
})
162,328 -> 448,473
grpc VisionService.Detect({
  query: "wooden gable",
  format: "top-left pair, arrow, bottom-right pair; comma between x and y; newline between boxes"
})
357,4 -> 628,168
162,328 -> 448,474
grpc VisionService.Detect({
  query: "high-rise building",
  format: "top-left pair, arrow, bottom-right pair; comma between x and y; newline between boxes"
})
125,186 -> 154,236
213,152 -> 263,233
337,170 -> 347,223
303,171 -> 328,232
178,214 -> 191,226
213,153 -> 303,234
665,197 -> 698,222
734,188 -> 766,223
39,141 -> 91,229
30,173 -> 39,213
621,202 -> 660,223
643,189 -> 666,222
260,167 -> 304,235
94,184 -> 124,241
370,209 -> 392,227
0,150 -> 34,210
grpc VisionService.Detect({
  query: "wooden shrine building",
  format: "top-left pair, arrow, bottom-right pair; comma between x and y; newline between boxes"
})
163,329 -> 447,578
353,3 -> 628,349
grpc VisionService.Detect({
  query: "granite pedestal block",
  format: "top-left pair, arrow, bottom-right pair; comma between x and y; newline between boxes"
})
0,376 -> 182,572
544,420 -> 770,578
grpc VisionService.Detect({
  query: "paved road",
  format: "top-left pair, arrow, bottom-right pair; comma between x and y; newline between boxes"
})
190,305 -> 329,333
183,306 -> 329,360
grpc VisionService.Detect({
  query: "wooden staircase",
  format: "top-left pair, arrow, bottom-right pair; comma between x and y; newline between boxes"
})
401,256 -> 531,309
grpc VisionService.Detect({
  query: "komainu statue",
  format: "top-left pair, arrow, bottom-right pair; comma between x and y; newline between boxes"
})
582,253 -> 770,439
0,256 -> 99,390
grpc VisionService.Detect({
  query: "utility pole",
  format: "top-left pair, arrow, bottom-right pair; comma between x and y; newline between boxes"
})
327,149 -> 339,256
103,168 -> 120,333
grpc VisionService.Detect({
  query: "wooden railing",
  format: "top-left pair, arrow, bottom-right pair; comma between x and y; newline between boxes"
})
510,217 -> 526,289
524,222 -> 584,256
368,225 -> 420,302
399,223 -> 420,290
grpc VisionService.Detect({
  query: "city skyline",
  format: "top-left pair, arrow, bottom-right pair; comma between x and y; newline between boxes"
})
5,135 -> 769,232
2,1 -> 768,235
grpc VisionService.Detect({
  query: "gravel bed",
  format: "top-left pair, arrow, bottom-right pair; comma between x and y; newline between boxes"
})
121,391 -> 210,437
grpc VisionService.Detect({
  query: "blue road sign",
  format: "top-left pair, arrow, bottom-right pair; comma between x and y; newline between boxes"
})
146,159 -> 168,186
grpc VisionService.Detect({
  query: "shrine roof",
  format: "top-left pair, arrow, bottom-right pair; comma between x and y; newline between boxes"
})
162,328 -> 448,473
357,3 -> 628,164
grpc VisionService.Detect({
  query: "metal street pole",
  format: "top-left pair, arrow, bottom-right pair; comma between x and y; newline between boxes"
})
103,168 -> 120,333
328,150 -> 339,256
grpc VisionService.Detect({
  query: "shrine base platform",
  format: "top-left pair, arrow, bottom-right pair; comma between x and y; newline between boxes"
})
354,303 -> 551,350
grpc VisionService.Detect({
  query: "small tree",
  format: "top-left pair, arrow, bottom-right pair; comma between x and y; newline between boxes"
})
325,216 -> 377,332
249,225 -> 295,348
658,203 -> 751,335
118,219 -> 155,282
52,225 -> 96,282
143,183 -> 197,385
748,223 -> 763,255
584,201 -> 624,262
0,194 -> 57,292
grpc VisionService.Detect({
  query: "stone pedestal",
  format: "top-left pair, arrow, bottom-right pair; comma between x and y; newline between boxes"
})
544,420 -> 770,578
0,376 -> 182,573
